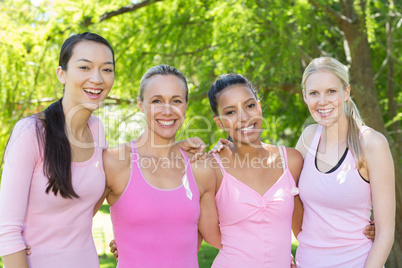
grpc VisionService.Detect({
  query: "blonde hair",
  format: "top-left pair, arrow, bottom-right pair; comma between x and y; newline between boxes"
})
138,64 -> 188,102
302,57 -> 366,169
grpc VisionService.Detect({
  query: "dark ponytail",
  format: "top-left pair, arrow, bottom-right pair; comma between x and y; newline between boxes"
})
37,32 -> 114,199
41,99 -> 77,198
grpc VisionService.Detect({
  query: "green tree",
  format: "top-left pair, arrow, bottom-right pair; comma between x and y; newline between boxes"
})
0,0 -> 400,265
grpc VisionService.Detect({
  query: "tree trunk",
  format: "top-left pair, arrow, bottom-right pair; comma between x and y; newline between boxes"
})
385,1 -> 402,266
339,3 -> 386,134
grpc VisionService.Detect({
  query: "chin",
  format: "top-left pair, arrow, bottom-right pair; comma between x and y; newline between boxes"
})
154,130 -> 177,141
82,101 -> 103,111
315,118 -> 339,128
234,134 -> 261,146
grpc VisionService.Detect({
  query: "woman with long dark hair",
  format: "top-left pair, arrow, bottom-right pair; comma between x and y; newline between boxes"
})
0,32 -> 115,267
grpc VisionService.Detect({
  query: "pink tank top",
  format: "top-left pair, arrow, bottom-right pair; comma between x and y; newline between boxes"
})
110,141 -> 200,268
212,146 -> 298,268
296,125 -> 372,268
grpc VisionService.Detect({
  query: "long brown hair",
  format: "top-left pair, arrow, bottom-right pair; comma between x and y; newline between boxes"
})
39,32 -> 115,198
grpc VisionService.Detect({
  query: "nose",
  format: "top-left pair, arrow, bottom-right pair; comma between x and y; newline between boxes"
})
89,69 -> 103,84
239,108 -> 250,122
161,104 -> 173,116
318,94 -> 328,106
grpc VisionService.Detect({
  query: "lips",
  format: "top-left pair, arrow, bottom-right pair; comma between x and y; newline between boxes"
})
84,88 -> 102,94
238,123 -> 256,133
156,119 -> 176,127
84,88 -> 103,100
317,108 -> 334,117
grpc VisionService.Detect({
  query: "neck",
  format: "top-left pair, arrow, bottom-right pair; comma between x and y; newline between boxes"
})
62,98 -> 92,138
136,128 -> 179,158
323,114 -> 348,147
232,138 -> 264,159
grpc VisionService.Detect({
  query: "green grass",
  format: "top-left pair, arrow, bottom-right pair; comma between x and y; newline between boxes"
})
99,203 -> 111,214
198,242 -> 219,267
99,254 -> 117,268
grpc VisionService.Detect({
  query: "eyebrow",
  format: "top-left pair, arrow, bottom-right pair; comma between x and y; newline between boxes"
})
308,87 -> 338,91
222,97 -> 256,111
76,58 -> 114,65
244,97 -> 256,103
151,95 -> 184,99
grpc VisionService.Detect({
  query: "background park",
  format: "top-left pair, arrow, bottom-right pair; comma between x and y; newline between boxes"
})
0,0 -> 401,267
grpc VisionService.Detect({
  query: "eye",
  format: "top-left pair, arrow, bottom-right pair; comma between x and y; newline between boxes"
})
79,66 -> 90,70
309,91 -> 318,96
225,111 -> 235,115
247,103 -> 256,109
152,99 -> 161,103
173,99 -> 182,104
328,89 -> 336,94
103,68 -> 114,72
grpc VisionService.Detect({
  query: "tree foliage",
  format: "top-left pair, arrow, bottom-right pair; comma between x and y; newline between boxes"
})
0,0 -> 401,265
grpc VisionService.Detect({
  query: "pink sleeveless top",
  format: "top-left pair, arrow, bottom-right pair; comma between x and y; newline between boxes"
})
110,141 -> 200,268
212,146 -> 298,268
296,125 -> 372,268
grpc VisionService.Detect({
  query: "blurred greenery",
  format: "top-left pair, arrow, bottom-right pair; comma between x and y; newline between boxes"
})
99,204 -> 111,215
198,242 -> 219,267
0,0 -> 400,152
0,0 -> 401,265
99,254 -> 117,268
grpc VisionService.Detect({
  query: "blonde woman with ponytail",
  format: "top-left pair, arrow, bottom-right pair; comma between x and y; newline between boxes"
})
293,57 -> 395,267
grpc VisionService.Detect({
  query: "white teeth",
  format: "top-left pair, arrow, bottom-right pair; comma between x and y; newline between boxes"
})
239,124 -> 254,131
158,120 -> 175,126
317,109 -> 334,114
84,89 -> 101,94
